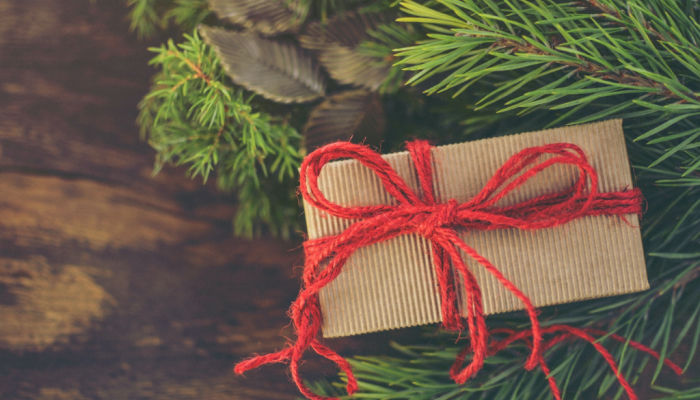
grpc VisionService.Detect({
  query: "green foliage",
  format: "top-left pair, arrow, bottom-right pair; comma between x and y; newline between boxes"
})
132,0 -> 431,239
167,0 -> 212,31
395,0 -> 700,179
138,31 -> 302,237
357,21 -> 422,93
312,0 -> 399,21
127,0 -> 162,37
127,0 -> 211,38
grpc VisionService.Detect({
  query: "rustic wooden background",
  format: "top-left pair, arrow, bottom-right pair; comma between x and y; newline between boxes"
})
0,2 -> 694,399
0,1 -> 330,398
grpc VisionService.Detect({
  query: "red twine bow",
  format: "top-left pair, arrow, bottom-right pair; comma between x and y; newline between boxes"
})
235,140 -> 682,400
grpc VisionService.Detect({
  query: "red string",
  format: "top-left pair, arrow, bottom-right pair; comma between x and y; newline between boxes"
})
234,140 -> 681,400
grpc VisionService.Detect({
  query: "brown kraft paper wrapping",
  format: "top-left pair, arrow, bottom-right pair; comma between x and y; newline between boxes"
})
302,119 -> 649,338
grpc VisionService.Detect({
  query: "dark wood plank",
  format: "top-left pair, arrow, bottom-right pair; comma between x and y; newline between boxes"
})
0,1 -> 313,398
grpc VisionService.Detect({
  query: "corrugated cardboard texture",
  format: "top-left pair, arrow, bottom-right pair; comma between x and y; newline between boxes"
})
303,119 -> 649,338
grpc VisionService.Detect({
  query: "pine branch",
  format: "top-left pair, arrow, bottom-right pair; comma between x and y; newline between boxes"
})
127,0 -> 164,38
395,0 -> 700,181
131,0 -> 438,237
127,0 -> 211,38
312,262 -> 698,399
138,31 -> 302,237
479,35 -> 682,102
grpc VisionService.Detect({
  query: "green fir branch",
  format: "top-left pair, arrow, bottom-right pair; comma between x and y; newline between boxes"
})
127,0 -> 211,38
138,31 -> 302,237
395,0 -> 700,182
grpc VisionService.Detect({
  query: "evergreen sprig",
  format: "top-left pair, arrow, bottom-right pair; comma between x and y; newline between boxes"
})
130,0 -> 426,238
138,31 -> 302,237
395,0 -> 700,179
127,0 -> 211,38
357,21 -> 422,93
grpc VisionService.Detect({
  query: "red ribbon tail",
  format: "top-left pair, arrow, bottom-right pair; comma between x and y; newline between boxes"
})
583,328 -> 684,375
538,357 -> 562,400
485,325 -> 684,400
312,340 -> 359,395
233,342 -> 357,400
234,346 -> 294,375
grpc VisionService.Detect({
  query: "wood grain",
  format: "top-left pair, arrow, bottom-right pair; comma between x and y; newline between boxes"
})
0,1 -> 310,398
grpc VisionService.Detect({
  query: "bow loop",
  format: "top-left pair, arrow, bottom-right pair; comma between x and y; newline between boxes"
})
300,142 -> 424,220
467,143 -> 597,212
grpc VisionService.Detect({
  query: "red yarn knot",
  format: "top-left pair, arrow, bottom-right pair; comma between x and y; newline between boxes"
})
235,139 -> 680,400
416,199 -> 459,238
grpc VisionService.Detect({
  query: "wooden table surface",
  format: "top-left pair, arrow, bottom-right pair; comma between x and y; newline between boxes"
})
0,1 -> 344,398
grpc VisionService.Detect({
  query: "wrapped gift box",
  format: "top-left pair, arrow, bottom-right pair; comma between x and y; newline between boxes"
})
302,119 -> 648,338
